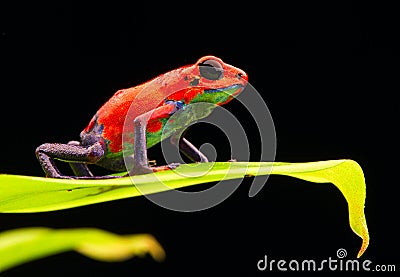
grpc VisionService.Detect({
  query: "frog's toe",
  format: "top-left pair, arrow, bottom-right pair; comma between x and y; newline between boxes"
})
167,162 -> 180,169
152,163 -> 180,172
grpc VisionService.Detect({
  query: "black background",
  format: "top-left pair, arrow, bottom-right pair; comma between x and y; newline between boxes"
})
1,1 -> 398,275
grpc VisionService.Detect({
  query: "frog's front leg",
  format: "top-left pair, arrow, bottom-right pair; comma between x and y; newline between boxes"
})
128,101 -> 183,176
170,133 -> 209,163
35,141 -> 105,178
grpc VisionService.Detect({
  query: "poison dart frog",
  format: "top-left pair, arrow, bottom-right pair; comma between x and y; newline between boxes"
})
36,56 -> 248,178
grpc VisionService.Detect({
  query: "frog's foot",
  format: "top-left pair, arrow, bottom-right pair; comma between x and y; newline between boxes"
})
127,163 -> 180,176
75,175 -> 124,179
46,174 -> 73,179
152,163 -> 180,172
46,174 -> 123,180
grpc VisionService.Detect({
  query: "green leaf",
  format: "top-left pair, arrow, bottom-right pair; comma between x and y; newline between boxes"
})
0,160 -> 369,257
0,227 -> 165,272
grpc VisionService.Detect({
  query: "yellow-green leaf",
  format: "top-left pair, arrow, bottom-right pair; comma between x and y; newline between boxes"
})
0,160 -> 369,257
0,227 -> 165,272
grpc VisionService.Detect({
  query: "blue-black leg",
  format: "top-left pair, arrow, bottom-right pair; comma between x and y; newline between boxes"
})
128,102 -> 182,176
67,141 -> 94,177
35,141 -> 105,178
170,133 -> 209,163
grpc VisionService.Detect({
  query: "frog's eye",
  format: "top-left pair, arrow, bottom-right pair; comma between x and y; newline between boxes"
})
199,59 -> 224,80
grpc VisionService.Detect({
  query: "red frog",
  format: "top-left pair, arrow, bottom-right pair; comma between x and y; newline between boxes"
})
36,56 -> 248,178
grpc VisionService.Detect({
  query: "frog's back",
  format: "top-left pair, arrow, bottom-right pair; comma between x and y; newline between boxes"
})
81,67 -> 187,159
82,85 -> 147,150
77,56 -> 247,172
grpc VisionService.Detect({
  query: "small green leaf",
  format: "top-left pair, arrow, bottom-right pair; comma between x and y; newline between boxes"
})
0,227 -> 165,272
0,160 -> 369,257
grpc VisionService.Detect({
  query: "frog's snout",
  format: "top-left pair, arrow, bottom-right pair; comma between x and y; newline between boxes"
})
236,68 -> 248,85
236,71 -> 248,82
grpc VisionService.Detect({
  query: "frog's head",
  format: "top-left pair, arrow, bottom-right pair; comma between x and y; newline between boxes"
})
182,56 -> 248,105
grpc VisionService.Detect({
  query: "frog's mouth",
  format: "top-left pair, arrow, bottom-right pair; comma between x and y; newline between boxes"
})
203,84 -> 245,96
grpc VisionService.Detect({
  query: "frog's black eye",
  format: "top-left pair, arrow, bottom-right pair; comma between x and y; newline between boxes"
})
199,59 -> 224,80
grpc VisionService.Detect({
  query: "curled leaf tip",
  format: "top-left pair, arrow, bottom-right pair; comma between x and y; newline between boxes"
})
268,159 -> 369,258
356,218 -> 369,258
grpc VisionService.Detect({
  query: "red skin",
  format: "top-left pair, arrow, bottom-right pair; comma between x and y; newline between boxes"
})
82,56 -> 248,155
36,56 -> 248,178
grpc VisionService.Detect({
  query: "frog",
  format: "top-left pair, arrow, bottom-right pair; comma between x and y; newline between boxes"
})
35,56 -> 248,178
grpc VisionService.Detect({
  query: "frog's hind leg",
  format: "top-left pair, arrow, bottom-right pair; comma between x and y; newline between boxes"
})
35,141 -> 120,179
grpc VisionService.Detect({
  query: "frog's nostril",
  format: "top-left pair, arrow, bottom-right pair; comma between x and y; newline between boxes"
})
236,71 -> 248,81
